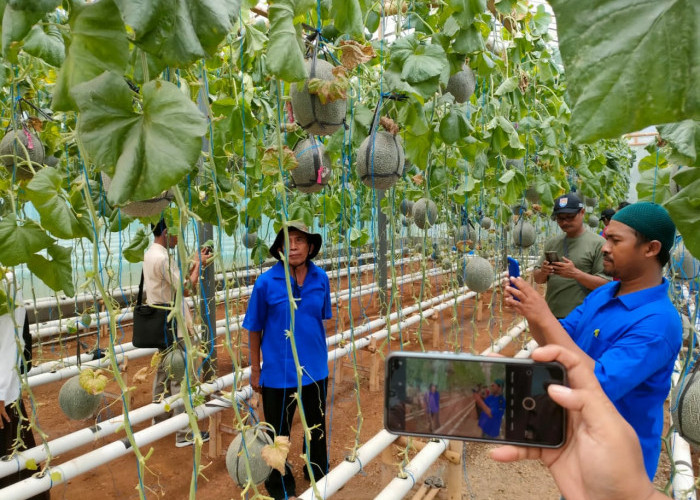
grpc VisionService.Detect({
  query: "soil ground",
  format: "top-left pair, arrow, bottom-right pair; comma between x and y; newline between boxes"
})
12,263 -> 679,499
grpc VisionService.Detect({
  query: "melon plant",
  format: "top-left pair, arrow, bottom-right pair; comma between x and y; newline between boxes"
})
413,198 -> 437,229
464,256 -> 494,293
480,217 -> 492,230
0,127 -> 45,179
445,66 -> 476,104
163,348 -> 186,381
59,374 -> 103,420
101,173 -> 173,218
292,137 -> 331,193
588,215 -> 599,228
226,427 -> 274,487
290,58 -> 347,136
356,131 -> 405,190
671,372 -> 700,450
243,231 -> 258,249
400,199 -> 414,217
671,244 -> 700,280
512,220 -> 536,248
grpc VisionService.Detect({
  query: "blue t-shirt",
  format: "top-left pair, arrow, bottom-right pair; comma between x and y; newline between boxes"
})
478,394 -> 505,437
242,261 -> 332,388
560,278 -> 682,479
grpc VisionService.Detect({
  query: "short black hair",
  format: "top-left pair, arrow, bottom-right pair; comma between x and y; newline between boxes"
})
152,218 -> 167,237
633,229 -> 669,267
617,201 -> 631,210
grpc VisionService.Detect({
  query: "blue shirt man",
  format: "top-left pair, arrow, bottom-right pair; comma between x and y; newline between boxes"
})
476,380 -> 505,438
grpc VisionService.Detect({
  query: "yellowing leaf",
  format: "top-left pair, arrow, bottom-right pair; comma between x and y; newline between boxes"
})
261,435 -> 291,474
25,459 -> 38,471
79,368 -> 109,395
307,74 -> 349,105
339,40 -> 376,71
261,146 -> 298,177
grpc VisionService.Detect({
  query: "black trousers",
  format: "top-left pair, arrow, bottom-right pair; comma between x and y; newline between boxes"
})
261,378 -> 328,499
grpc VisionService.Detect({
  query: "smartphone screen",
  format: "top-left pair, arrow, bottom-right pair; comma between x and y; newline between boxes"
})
545,251 -> 560,263
385,352 -> 566,447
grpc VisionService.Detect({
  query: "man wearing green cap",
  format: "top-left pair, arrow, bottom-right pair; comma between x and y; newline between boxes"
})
505,202 -> 682,480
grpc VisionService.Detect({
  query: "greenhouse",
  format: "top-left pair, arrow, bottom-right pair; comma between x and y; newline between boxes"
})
0,0 -> 698,499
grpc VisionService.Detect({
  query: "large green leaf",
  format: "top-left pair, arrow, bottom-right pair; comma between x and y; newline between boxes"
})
266,0 -> 307,82
391,36 -> 449,84
22,23 -> 65,67
113,0 -> 240,67
439,108 -> 473,145
446,0 -> 487,28
665,177 -> 700,259
0,215 -> 54,266
26,244 -> 74,297
72,71 -> 207,206
332,0 -> 363,37
123,227 -> 149,263
1,0 -> 61,57
549,0 -> 700,143
658,120 -> 700,167
52,0 -> 129,111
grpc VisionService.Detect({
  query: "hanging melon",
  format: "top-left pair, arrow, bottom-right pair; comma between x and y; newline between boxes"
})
400,198 -> 414,217
226,428 -> 274,487
243,231 -> 258,249
291,137 -> 331,193
58,374 -> 103,420
464,256 -> 494,293
412,198 -> 437,229
480,217 -> 492,230
457,225 -> 476,244
445,66 -> 476,104
584,196 -> 598,207
290,58 -> 347,136
512,220 -> 536,248
163,348 -> 186,381
671,244 -> 700,280
0,127 -> 45,179
671,371 -> 700,450
588,215 -> 599,228
356,131 -> 404,190
101,173 -> 174,218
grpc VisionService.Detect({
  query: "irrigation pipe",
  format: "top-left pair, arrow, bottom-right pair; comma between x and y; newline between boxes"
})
670,360 -> 697,500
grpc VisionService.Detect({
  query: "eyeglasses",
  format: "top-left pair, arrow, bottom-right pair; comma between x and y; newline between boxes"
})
555,213 -> 579,222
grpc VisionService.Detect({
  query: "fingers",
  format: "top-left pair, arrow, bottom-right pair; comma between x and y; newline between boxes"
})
489,445 -> 542,463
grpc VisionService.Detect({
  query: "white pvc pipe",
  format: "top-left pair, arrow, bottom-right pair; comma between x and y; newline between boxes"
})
670,361 -> 697,500
481,320 -> 529,354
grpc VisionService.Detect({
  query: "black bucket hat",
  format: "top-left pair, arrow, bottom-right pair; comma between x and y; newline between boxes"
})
269,221 -> 322,261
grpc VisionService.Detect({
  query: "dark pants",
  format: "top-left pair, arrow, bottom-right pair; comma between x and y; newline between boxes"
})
0,399 -> 50,500
262,378 -> 328,499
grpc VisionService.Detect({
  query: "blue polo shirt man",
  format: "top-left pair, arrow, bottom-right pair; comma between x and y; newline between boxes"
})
505,202 -> 682,480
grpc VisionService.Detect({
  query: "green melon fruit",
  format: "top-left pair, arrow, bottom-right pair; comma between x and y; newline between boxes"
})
0,127 -> 45,179
445,67 -> 476,104
480,217 -> 492,230
226,428 -> 274,487
671,373 -> 700,449
356,131 -> 405,190
413,198 -> 437,229
464,256 -> 494,293
290,59 -> 347,136
292,137 -> 331,193
58,374 -> 103,420
525,186 -> 540,204
671,244 -> 700,280
512,220 -> 536,248
584,196 -> 597,207
163,348 -> 186,381
588,215 -> 599,228
101,173 -> 173,218
400,199 -> 414,217
457,225 -> 476,243
243,231 -> 258,249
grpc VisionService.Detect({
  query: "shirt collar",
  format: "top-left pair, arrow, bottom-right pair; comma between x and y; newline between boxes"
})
615,278 -> 670,310
270,260 -> 317,279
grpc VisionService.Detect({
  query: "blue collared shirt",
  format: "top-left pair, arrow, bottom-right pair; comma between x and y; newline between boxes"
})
242,261 -> 332,388
560,278 -> 682,479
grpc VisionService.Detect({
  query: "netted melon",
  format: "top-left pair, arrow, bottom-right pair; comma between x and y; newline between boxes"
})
400,199 -> 414,217
290,59 -> 347,136
101,173 -> 173,218
457,225 -> 476,244
0,127 -> 45,179
356,131 -> 404,190
671,244 -> 700,280
243,231 -> 258,249
464,256 -> 494,293
584,196 -> 597,207
480,217 -> 492,230
412,198 -> 437,229
588,215 -> 599,228
671,372 -> 700,449
226,427 -> 274,487
525,186 -> 540,204
163,348 -> 186,381
58,374 -> 103,420
512,220 -> 536,248
292,137 -> 331,193
445,66 -> 476,104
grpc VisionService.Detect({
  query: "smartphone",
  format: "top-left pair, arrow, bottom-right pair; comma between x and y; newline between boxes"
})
384,352 -> 567,447
545,251 -> 560,263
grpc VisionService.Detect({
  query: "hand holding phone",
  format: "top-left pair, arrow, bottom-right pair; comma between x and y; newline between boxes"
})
545,251 -> 560,264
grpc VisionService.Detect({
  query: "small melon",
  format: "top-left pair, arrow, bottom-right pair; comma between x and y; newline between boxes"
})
243,231 -> 258,249
511,204 -> 527,216
445,67 -> 476,104
290,59 -> 347,136
0,127 -> 45,179
588,215 -> 599,228
525,186 -> 540,204
671,372 -> 700,450
512,220 -> 536,248
226,428 -> 274,487
584,196 -> 597,207
480,217 -> 492,230
292,137 -> 331,193
457,225 -> 476,244
671,244 -> 700,280
356,131 -> 405,190
464,256 -> 494,293
58,374 -> 103,420
101,173 -> 173,218
400,199 -> 414,217
163,348 -> 186,381
412,198 -> 438,229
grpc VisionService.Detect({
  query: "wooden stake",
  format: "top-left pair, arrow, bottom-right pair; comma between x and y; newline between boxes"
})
475,295 -> 484,322
446,440 -> 464,500
208,411 -> 223,458
431,312 -> 440,349
369,337 -> 381,392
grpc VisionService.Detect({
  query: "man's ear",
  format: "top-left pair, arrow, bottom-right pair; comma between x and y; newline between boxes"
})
646,240 -> 662,258
308,243 -> 315,257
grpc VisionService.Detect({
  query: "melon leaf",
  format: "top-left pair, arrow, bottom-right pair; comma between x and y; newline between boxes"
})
22,23 -> 65,67
261,435 -> 290,475
266,0 -> 307,82
26,243 -> 75,297
123,227 -> 150,263
665,179 -> 700,260
1,0 -> 61,58
331,0 -> 363,38
445,0 -> 487,28
0,215 -> 54,266
658,120 -> 700,168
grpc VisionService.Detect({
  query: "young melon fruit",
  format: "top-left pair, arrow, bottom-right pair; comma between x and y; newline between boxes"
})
292,137 -> 331,193
163,348 -> 186,381
400,199 -> 414,217
671,372 -> 700,450
413,198 -> 437,230
584,196 -> 597,207
464,256 -> 494,293
226,428 -> 274,487
243,231 -> 258,249
356,131 -> 405,190
587,215 -> 599,228
290,59 -> 347,136
512,220 -> 536,248
0,127 -> 45,179
58,374 -> 103,420
480,217 -> 492,230
445,66 -> 476,104
101,173 -> 173,218
671,244 -> 700,280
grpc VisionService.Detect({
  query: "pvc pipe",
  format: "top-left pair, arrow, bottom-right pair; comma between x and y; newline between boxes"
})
480,320 -> 528,354
670,361 -> 697,500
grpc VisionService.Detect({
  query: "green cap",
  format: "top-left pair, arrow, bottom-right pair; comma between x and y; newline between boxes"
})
611,202 -> 676,252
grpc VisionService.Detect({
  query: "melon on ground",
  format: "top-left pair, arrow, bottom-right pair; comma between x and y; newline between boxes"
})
464,256 -> 494,293
445,66 -> 476,104
671,373 -> 700,450
290,59 -> 347,136
400,199 -> 414,217
292,137 -> 331,193
671,244 -> 700,280
480,217 -> 492,230
0,127 -> 45,179
58,374 -> 103,420
101,173 -> 173,218
512,220 -> 536,248
587,215 -> 599,228
356,131 -> 404,190
163,348 -> 186,381
226,428 -> 274,487
412,198 -> 438,229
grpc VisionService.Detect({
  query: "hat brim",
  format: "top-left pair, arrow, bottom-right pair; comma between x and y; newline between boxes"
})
551,207 -> 583,219
269,224 -> 322,261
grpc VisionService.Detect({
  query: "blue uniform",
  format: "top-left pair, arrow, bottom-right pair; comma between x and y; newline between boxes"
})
242,261 -> 332,388
478,394 -> 505,438
560,278 -> 682,479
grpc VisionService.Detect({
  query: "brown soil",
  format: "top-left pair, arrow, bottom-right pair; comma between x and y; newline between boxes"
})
14,267 -> 677,499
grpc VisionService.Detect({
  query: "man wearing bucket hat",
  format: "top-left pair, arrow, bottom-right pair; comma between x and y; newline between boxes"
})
242,221 -> 331,499
506,202 -> 682,480
599,208 -> 616,237
533,192 -> 610,318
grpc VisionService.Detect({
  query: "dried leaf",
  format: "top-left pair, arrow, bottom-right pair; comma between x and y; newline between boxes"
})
518,72 -> 529,93
261,145 -> 298,177
26,117 -> 44,132
307,74 -> 349,105
79,368 -> 109,395
383,1 -> 408,16
132,366 -> 151,384
412,173 -> 424,186
339,40 -> 376,71
261,436 -> 291,475
379,116 -> 400,135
